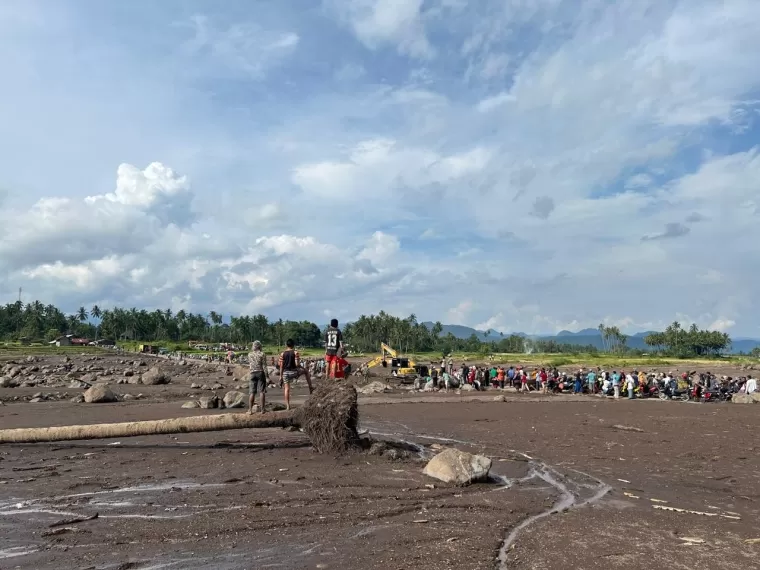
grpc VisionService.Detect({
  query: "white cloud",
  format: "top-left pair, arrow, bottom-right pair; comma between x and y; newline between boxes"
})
328,0 -> 434,58
4,1 -> 760,338
180,15 -> 299,78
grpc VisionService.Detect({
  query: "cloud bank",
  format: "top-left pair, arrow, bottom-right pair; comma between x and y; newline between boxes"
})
1,0 -> 760,336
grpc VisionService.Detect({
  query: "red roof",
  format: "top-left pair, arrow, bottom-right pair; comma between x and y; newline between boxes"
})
70,338 -> 90,345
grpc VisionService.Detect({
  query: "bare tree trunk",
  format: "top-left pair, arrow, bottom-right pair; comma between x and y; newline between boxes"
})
0,411 -> 297,444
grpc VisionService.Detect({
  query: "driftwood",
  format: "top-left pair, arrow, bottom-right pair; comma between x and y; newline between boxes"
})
0,383 -> 361,454
0,411 -> 297,444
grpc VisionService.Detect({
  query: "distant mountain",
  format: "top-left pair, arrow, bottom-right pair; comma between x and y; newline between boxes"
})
422,322 -> 760,354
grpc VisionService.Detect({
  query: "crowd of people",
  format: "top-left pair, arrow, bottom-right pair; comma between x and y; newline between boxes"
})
411,360 -> 759,400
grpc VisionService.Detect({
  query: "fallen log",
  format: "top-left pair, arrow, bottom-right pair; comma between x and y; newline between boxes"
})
0,382 -> 362,454
0,411 -> 298,444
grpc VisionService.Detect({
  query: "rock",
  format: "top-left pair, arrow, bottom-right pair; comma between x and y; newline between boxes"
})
70,394 -> 85,404
460,384 -> 475,392
0,376 -> 16,388
233,365 -> 249,382
211,383 -> 224,390
32,392 -> 43,399
223,391 -> 246,409
83,384 -> 117,403
8,367 -> 20,379
122,394 -> 137,401
357,381 -> 391,395
732,394 -> 756,404
181,400 -> 200,409
25,356 -> 35,363
751,392 -> 760,403
80,373 -> 97,384
124,370 -> 134,377
423,448 -> 492,486
142,367 -> 171,385
493,395 -> 506,402
29,397 -> 43,403
190,383 -> 201,389
198,395 -> 219,409
127,375 -> 142,385
267,402 -> 287,412
68,381 -> 88,389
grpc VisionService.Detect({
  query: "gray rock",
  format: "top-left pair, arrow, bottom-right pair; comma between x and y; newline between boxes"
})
29,397 -> 43,403
142,367 -> 171,385
83,384 -> 117,403
182,400 -> 200,409
127,375 -> 142,385
70,394 -> 85,404
423,448 -> 492,486
198,395 -> 219,409
190,383 -> 201,389
8,367 -> 20,379
732,394 -> 756,404
122,394 -> 137,401
460,384 -> 475,392
223,391 -> 246,409
0,376 -> 16,388
211,383 -> 224,390
124,370 -> 134,377
68,381 -> 88,389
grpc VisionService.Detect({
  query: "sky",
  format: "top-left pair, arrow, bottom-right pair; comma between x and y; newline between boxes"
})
1,0 -> 760,336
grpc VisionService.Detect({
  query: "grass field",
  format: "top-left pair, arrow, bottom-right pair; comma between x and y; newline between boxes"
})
1,342 -> 755,368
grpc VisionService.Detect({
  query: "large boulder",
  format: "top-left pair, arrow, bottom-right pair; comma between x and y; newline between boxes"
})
83,384 -> 117,403
142,367 -> 171,385
357,381 -> 391,395
752,392 -> 760,403
423,448 -> 492,486
181,400 -> 200,409
0,376 -> 17,388
223,390 -> 246,409
732,394 -> 755,404
198,395 -> 219,409
232,366 -> 249,382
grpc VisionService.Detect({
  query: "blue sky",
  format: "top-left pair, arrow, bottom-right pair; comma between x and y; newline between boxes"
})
1,0 -> 760,336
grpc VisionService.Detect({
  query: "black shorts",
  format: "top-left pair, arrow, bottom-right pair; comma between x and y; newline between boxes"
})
249,371 -> 266,395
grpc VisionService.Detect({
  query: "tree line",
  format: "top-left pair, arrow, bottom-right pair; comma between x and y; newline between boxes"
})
342,312 -> 601,355
0,300 -> 322,348
0,300 -> 736,357
643,322 -> 731,357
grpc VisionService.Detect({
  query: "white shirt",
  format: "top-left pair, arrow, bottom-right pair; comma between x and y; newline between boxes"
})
747,378 -> 757,394
625,374 -> 636,389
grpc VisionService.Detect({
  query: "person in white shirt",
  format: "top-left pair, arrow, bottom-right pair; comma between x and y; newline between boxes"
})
746,377 -> 757,394
601,376 -> 611,395
625,373 -> 636,399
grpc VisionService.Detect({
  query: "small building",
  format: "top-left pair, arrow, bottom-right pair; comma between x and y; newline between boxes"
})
50,336 -> 72,347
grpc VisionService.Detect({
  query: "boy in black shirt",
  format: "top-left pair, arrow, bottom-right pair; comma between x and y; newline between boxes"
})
324,318 -> 343,379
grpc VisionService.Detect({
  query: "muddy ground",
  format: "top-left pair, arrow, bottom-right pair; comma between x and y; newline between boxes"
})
1,353 -> 759,569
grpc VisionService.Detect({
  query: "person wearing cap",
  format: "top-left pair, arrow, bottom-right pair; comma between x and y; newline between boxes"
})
248,340 -> 268,414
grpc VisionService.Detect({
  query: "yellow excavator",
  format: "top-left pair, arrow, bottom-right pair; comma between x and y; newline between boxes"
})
364,342 -> 419,378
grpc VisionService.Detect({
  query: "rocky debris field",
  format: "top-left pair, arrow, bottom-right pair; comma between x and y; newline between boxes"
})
1,351 -> 759,569
0,353 -> 277,408
0,397 -> 758,570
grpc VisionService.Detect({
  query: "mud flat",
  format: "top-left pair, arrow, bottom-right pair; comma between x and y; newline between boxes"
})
1,356 -> 759,569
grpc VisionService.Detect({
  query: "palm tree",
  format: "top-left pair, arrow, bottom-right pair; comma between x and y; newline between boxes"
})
90,305 -> 102,340
77,306 -> 88,323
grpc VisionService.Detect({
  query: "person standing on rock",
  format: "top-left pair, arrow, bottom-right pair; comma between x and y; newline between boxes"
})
247,341 -> 268,415
279,339 -> 300,410
324,319 -> 344,379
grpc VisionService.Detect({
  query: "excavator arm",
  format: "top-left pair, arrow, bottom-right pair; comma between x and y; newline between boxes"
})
380,342 -> 397,359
